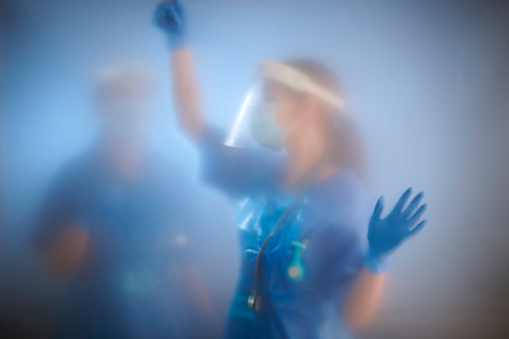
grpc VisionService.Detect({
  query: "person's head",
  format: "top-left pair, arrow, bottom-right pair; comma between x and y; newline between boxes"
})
94,62 -> 156,148
260,59 -> 366,179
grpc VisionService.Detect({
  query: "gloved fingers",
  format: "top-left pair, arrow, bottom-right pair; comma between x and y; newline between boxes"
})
371,196 -> 385,221
170,0 -> 185,23
153,2 -> 168,26
406,218 -> 428,238
393,187 -> 413,213
174,0 -> 184,13
154,1 -> 183,27
407,203 -> 427,227
169,5 -> 183,27
403,191 -> 424,218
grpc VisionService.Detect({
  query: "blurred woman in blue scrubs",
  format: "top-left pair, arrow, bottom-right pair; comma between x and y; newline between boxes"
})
154,1 -> 428,338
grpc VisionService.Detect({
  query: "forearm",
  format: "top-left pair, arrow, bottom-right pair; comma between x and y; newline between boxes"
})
341,268 -> 386,330
341,187 -> 428,328
182,265 -> 215,314
44,225 -> 88,278
170,48 -> 205,139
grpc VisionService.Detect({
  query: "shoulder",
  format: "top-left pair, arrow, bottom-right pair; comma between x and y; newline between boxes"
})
303,169 -> 370,243
143,151 -> 195,196
334,169 -> 366,199
331,170 -> 370,231
145,151 -> 190,180
307,169 -> 368,220
46,151 -> 96,194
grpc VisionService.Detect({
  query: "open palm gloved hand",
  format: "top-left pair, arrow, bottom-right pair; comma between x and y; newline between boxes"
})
364,187 -> 428,274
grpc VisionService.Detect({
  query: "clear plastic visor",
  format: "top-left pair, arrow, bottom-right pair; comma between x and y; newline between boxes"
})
224,80 -> 277,149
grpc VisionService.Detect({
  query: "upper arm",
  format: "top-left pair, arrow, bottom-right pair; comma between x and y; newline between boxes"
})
305,206 -> 369,305
198,125 -> 283,199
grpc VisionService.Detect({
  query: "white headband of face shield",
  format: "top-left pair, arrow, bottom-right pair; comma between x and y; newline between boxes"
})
224,61 -> 345,149
259,61 -> 345,111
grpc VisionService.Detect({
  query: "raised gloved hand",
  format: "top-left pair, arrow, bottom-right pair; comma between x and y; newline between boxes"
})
364,187 -> 428,274
153,0 -> 187,50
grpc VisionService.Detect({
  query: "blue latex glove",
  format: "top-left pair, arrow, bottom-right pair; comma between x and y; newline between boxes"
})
153,0 -> 187,50
364,187 -> 428,274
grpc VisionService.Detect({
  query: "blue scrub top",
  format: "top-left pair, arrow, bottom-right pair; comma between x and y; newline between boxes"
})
199,127 -> 370,339
34,144 -> 198,339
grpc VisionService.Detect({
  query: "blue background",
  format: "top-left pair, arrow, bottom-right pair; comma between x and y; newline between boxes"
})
1,0 -> 509,337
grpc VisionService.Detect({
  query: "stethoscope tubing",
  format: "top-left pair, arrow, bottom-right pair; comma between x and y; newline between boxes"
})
248,155 -> 331,312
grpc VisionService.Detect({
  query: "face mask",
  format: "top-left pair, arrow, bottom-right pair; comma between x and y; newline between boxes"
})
250,102 -> 287,151
103,102 -> 150,142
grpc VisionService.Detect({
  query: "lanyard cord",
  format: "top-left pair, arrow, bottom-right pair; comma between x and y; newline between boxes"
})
248,155 -> 331,311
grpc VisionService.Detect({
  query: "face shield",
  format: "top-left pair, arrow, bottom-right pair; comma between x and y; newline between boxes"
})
224,61 -> 345,152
